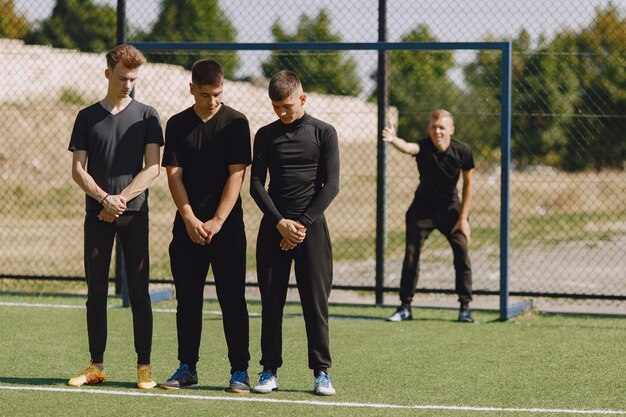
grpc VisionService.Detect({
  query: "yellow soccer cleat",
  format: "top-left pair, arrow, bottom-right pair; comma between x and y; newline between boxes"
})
137,364 -> 157,389
68,362 -> 107,387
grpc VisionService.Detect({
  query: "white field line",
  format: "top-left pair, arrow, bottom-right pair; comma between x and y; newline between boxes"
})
0,385 -> 624,415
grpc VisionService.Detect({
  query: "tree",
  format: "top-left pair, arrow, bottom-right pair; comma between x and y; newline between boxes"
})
0,0 -> 30,39
507,30 -> 584,169
261,9 -> 361,96
463,30 -> 581,169
24,0 -> 115,52
461,34 -> 503,161
464,4 -> 625,172
562,3 -> 626,171
509,30 -> 581,168
377,25 -> 459,142
136,0 -> 238,76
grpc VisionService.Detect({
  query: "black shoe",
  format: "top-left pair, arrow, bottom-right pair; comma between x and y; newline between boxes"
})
160,363 -> 198,390
458,306 -> 475,323
386,307 -> 412,322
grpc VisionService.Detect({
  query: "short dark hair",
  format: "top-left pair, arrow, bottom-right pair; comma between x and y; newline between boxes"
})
268,70 -> 302,101
191,59 -> 224,86
106,44 -> 146,70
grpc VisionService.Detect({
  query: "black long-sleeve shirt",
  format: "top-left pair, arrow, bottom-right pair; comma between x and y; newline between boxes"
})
250,113 -> 340,228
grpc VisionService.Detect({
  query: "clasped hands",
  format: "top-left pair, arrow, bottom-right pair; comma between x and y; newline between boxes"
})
97,194 -> 127,223
277,219 -> 306,251
184,217 -> 223,246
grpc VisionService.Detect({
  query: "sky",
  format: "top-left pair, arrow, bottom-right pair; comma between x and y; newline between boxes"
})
15,0 -> 617,41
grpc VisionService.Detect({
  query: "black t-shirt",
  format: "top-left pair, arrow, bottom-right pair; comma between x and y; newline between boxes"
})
412,137 -> 475,211
250,113 -> 340,228
68,100 -> 164,212
162,104 -> 251,221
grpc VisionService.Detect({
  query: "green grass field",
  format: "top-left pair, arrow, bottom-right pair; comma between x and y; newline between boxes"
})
0,293 -> 625,416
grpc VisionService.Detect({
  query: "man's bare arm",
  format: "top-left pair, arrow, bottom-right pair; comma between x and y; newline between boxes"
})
203,164 -> 247,244
382,126 -> 420,156
166,165 -> 207,245
120,143 -> 161,201
71,150 -> 125,216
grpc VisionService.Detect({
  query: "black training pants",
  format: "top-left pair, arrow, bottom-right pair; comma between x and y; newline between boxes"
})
169,217 -> 250,372
256,215 -> 333,373
84,211 -> 153,364
399,205 -> 473,306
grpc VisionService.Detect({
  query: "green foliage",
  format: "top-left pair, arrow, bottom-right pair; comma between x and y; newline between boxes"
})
509,30 -> 582,169
374,25 -> 459,141
460,36 -> 503,160
463,30 -> 576,169
562,3 -> 626,171
261,9 -> 362,96
24,0 -> 115,52
135,0 -> 239,76
0,0 -> 30,39
464,4 -> 626,172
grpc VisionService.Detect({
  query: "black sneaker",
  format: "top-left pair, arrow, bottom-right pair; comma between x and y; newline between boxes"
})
458,306 -> 475,323
386,307 -> 412,322
160,363 -> 198,390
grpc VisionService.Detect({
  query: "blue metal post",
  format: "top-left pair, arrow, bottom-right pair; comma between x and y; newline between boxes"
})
500,42 -> 512,320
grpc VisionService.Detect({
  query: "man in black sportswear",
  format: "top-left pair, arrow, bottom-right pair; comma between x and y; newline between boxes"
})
68,44 -> 162,389
383,109 -> 475,323
160,59 -> 251,392
250,70 -> 340,395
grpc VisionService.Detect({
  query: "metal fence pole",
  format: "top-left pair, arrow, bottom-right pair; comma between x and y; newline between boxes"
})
116,0 -> 126,46
375,0 -> 389,306
115,0 -> 130,308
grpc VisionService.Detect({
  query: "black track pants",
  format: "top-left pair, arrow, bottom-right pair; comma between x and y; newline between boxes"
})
256,215 -> 333,372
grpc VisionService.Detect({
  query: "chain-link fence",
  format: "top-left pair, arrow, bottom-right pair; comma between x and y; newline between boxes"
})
1,0 -> 625,314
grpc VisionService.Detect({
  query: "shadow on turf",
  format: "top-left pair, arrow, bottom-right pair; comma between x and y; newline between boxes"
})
0,377 -> 324,397
0,376 -> 145,389
165,385 -> 314,395
0,376 -> 70,386
0,377 -> 318,395
0,377 -> 229,392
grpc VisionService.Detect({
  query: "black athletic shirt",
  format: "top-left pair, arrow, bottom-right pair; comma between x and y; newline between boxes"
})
68,99 -> 164,212
412,137 -> 475,211
250,113 -> 340,228
162,104 -> 251,221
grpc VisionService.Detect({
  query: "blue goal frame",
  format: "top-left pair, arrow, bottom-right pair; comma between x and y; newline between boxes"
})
130,40 -> 530,320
